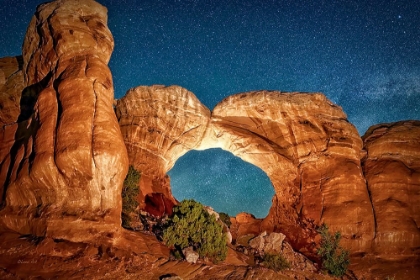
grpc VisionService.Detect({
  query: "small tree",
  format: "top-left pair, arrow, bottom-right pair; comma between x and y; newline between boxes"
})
162,199 -> 227,263
262,253 -> 290,271
317,224 -> 350,277
121,165 -> 140,229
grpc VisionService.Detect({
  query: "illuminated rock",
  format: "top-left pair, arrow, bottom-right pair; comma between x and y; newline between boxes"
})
362,120 -> 420,257
0,0 -> 128,240
118,87 -> 375,258
115,85 -> 211,208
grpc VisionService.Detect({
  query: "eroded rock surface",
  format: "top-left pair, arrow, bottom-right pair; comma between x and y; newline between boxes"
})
115,85 -> 211,208
0,56 -> 25,196
0,0 -> 128,240
362,121 -> 420,257
119,87 -> 374,257
207,91 -> 374,257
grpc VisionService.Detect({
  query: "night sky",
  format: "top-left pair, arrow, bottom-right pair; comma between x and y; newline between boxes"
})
1,0 -> 419,218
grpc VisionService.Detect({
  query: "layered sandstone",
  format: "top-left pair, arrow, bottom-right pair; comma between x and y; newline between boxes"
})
362,121 -> 420,257
0,0 -> 128,240
117,87 -> 375,258
115,85 -> 211,208
0,56 -> 25,194
207,91 -> 374,257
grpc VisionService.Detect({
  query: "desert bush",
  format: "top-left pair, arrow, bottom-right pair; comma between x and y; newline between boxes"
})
219,212 -> 232,227
317,224 -> 350,277
262,253 -> 290,271
121,165 -> 140,229
162,199 -> 227,263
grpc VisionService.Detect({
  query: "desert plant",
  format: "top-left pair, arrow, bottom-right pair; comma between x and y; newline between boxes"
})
121,165 -> 141,228
162,199 -> 227,263
219,212 -> 232,227
262,253 -> 290,271
317,224 -> 350,277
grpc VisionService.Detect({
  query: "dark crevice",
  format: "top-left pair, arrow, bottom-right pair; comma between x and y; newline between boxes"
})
1,72 -> 52,208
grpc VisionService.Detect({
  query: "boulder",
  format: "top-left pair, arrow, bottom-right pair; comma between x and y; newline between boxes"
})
249,233 -> 266,252
160,274 -> 183,280
230,212 -> 262,242
264,232 -> 286,254
182,247 -> 199,264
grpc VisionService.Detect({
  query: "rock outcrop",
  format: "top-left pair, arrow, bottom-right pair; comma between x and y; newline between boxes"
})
0,0 -> 128,240
362,121 -> 420,257
115,85 -> 211,209
208,91 -> 374,257
118,87 -> 375,258
0,56 -> 25,195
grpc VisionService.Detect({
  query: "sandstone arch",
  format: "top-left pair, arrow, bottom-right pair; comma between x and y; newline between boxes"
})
116,85 -> 375,257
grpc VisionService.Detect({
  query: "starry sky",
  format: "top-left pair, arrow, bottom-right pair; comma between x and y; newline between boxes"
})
1,0 -> 419,218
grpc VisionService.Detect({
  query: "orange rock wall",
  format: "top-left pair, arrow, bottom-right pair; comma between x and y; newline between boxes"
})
208,91 -> 374,256
115,85 -> 211,207
0,0 -> 128,241
117,87 -> 377,258
363,121 -> 420,258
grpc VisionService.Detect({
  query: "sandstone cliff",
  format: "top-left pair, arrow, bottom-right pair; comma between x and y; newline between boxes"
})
362,121 -> 420,258
0,0 -> 128,241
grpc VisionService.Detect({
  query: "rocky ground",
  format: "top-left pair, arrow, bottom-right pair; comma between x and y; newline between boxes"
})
1,217 -> 418,280
0,228 -> 332,280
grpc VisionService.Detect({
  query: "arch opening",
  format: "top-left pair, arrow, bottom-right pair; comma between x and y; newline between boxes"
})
167,148 -> 275,218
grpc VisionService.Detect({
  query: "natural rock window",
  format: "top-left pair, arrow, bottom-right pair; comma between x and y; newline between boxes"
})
168,148 -> 275,218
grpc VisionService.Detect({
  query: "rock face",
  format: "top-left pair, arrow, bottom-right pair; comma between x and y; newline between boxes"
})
118,88 -> 374,258
115,85 -> 211,209
0,0 -> 128,240
208,91 -> 374,257
0,56 -> 25,195
144,192 -> 176,217
362,121 -> 420,257
230,212 -> 263,242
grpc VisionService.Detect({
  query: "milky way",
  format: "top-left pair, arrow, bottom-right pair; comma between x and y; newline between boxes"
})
1,0 -> 419,217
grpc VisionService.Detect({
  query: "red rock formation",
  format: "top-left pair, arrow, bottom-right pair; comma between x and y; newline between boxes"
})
208,91 -> 374,257
362,121 -> 420,258
115,85 -> 211,209
230,212 -> 262,242
144,193 -> 176,217
118,87 -> 375,258
0,56 -> 25,196
0,0 -> 128,241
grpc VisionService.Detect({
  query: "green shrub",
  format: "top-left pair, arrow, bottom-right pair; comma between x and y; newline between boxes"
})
121,165 -> 140,229
262,253 -> 290,271
219,212 -> 232,227
317,224 -> 350,277
162,199 -> 227,263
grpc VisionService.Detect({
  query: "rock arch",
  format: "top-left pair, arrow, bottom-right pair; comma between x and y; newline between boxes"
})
116,85 -> 375,256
